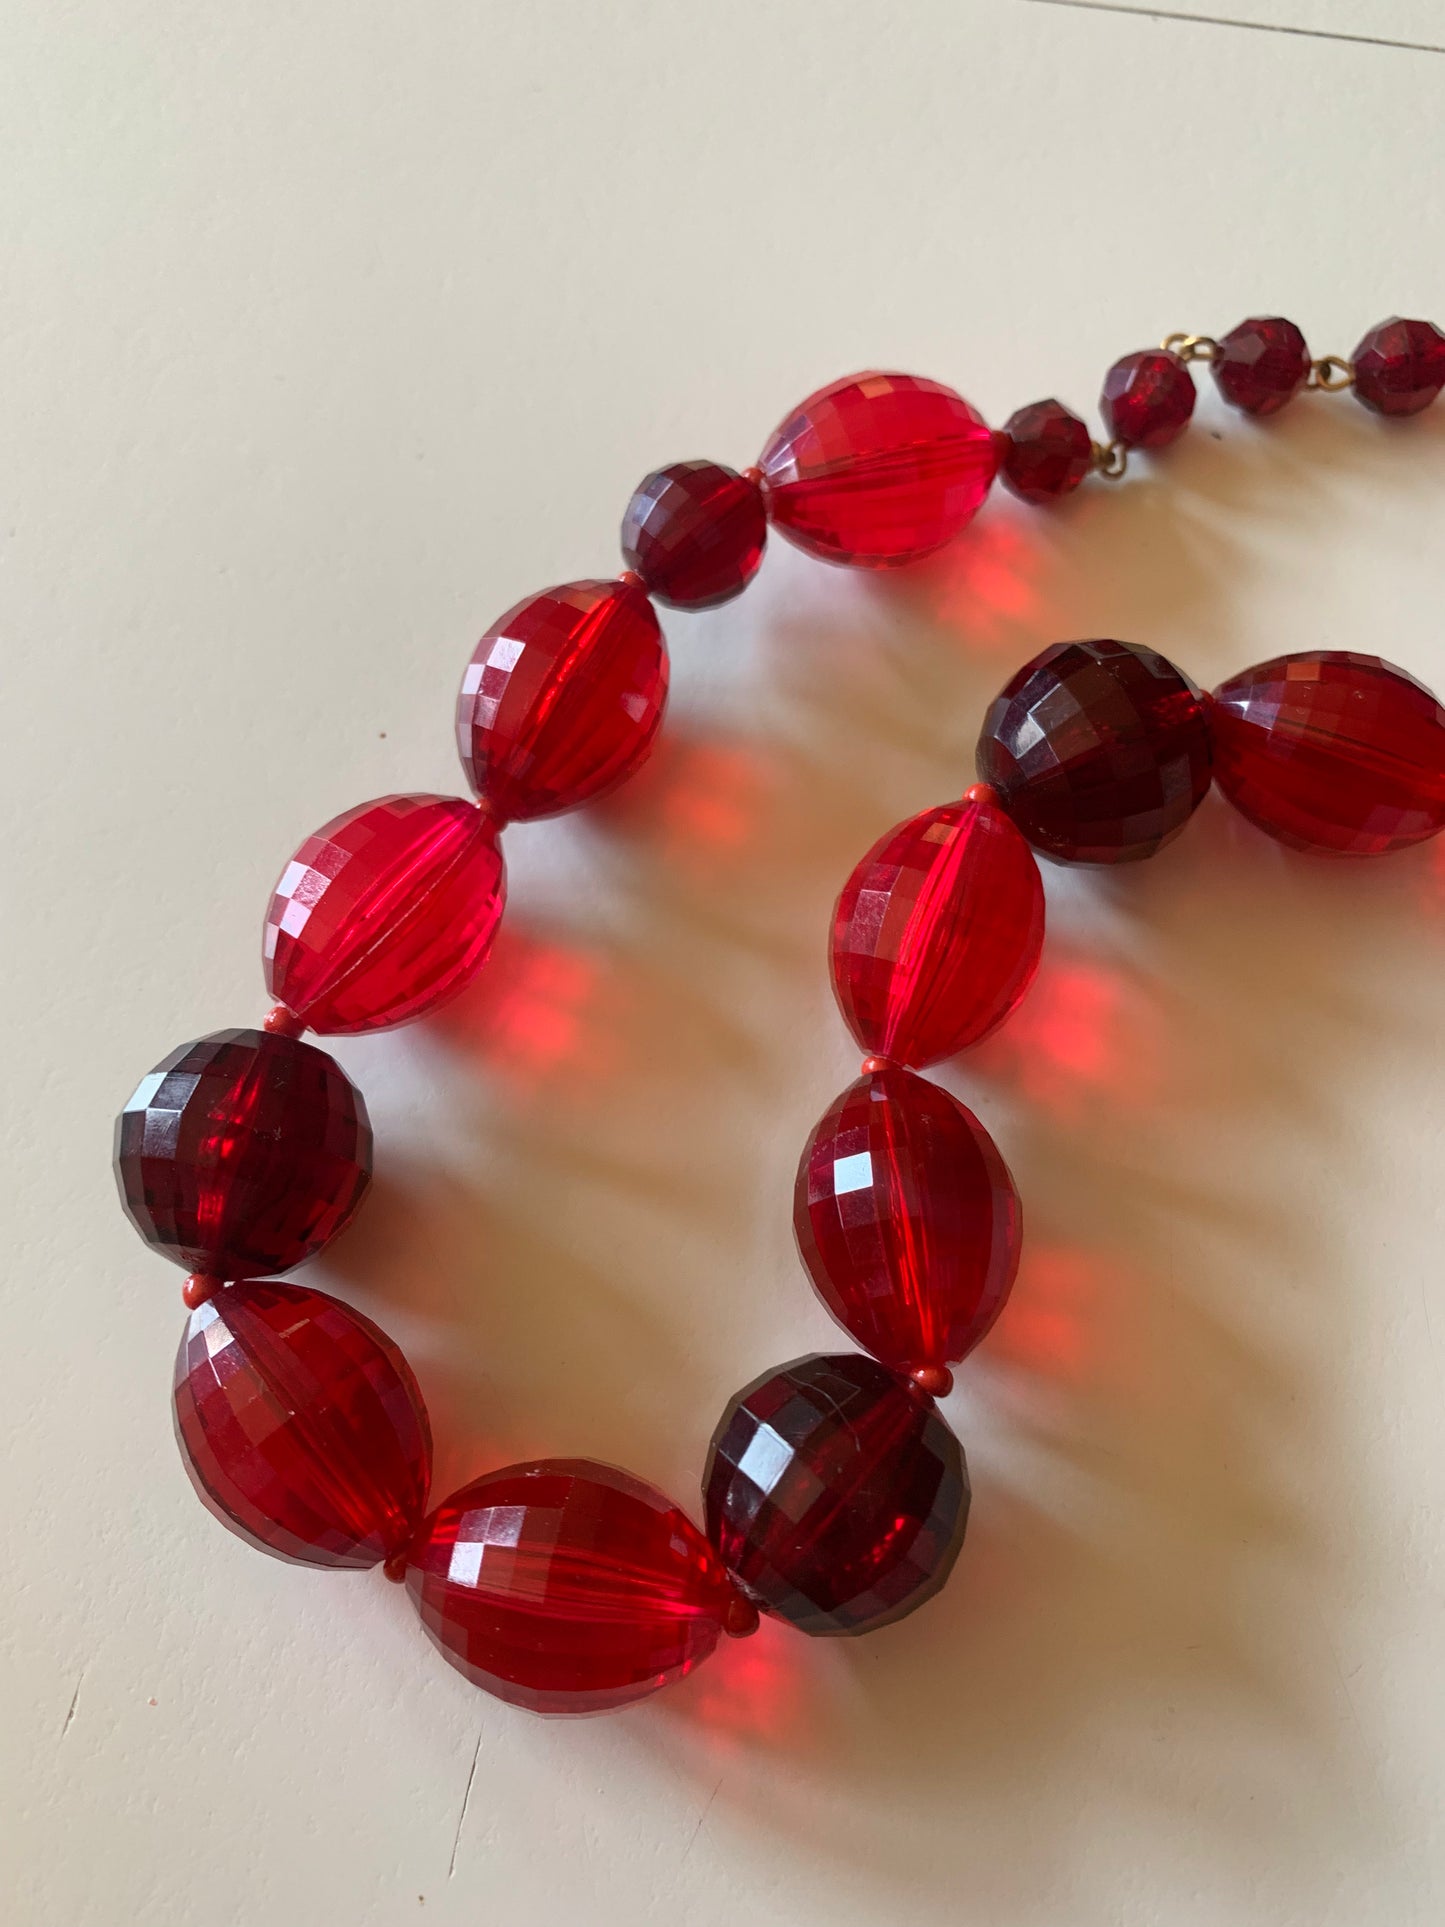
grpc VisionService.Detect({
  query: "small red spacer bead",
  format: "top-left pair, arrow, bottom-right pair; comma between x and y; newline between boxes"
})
860,1055 -> 893,1076
740,464 -> 765,489
382,1551 -> 410,1584
963,781 -> 998,807
182,1273 -> 222,1311
909,1363 -> 954,1400
616,568 -> 647,591
724,1591 -> 761,1638
263,1004 -> 306,1038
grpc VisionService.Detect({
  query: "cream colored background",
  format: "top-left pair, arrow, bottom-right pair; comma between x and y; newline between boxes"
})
5,3 -> 1445,1922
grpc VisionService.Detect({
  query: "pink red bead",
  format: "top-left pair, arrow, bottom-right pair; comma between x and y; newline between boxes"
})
1351,316 -> 1445,417
1000,399 -> 1093,503
703,1352 -> 968,1635
620,460 -> 766,608
1211,651 -> 1445,854
174,1281 -> 431,1569
263,794 -> 505,1035
406,1459 -> 738,1714
115,1029 -> 371,1278
1213,317 -> 1311,417
830,793 -> 1044,1067
1100,349 -> 1195,449
977,638 -> 1213,864
456,579 -> 668,820
758,371 -> 998,568
795,1066 -> 1020,1372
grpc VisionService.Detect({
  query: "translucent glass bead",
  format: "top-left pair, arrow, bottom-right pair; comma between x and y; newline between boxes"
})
704,1353 -> 968,1636
620,460 -> 766,608
1213,316 -> 1311,417
174,1281 -> 431,1569
1351,317 -> 1445,417
999,399 -> 1093,503
1100,349 -> 1195,449
830,793 -> 1044,1066
263,794 -> 505,1034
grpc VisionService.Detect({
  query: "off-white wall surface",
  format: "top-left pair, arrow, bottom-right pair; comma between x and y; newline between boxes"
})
5,4 -> 1445,1922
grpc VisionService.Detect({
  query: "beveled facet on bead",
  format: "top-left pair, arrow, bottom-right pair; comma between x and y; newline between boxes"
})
115,1030 -> 371,1278
977,638 -> 1213,863
1213,316 -> 1311,417
1000,399 -> 1093,503
457,579 -> 668,820
406,1459 -> 737,1714
1100,350 -> 1195,449
263,794 -> 506,1034
758,371 -> 998,568
1352,316 -> 1445,417
703,1353 -> 968,1636
1211,651 -> 1445,854
620,460 -> 767,608
174,1281 -> 431,1568
830,794 -> 1044,1066
795,1067 -> 1020,1371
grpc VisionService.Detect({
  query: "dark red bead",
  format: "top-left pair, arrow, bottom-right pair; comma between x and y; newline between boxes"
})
406,1459 -> 737,1715
264,794 -> 505,1034
830,792 -> 1044,1067
795,1067 -> 1020,1372
456,579 -> 668,820
115,1029 -> 371,1278
999,399 -> 1093,503
977,638 -> 1213,864
1100,349 -> 1195,449
1213,317 -> 1311,417
619,460 -> 766,608
1352,316 -> 1445,417
1211,651 -> 1445,854
703,1353 -> 968,1636
758,371 -> 998,568
174,1281 -> 431,1569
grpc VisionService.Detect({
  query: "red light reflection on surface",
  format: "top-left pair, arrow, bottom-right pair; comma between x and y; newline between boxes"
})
890,510 -> 1046,652
987,1244 -> 1103,1381
667,1609 -> 815,1746
430,926 -> 623,1097
974,952 -> 1160,1117
597,730 -> 774,874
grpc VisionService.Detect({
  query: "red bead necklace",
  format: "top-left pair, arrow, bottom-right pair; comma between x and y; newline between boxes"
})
116,313 -> 1445,1717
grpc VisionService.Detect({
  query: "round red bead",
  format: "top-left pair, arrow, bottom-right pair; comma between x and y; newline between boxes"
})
406,1459 -> 737,1715
1000,399 -> 1093,503
115,1029 -> 371,1278
174,1280 -> 431,1569
1213,316 -> 1311,417
703,1352 -> 968,1636
977,638 -> 1213,864
1352,316 -> 1445,417
1211,651 -> 1445,855
758,371 -> 998,568
620,460 -> 766,608
457,579 -> 668,820
1100,349 -> 1195,449
830,793 -> 1044,1067
795,1066 -> 1020,1372
263,794 -> 505,1035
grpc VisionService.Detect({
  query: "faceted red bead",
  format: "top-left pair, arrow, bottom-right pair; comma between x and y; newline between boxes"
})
263,794 -> 505,1035
1352,316 -> 1445,417
758,371 -> 998,568
1213,316 -> 1311,417
1100,349 -> 1195,449
174,1280 -> 431,1569
830,793 -> 1044,1067
977,638 -> 1213,864
703,1352 -> 968,1636
1211,651 -> 1445,854
456,579 -> 668,820
619,460 -> 767,608
115,1029 -> 371,1278
795,1066 -> 1020,1372
1000,399 -> 1093,503
406,1459 -> 737,1715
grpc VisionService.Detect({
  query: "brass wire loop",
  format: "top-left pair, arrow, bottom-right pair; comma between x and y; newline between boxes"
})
1092,438 -> 1129,480
1308,354 -> 1355,392
1160,331 -> 1220,364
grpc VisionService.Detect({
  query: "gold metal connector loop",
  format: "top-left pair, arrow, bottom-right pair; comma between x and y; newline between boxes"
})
1091,438 -> 1129,480
1161,331 -> 1220,364
1307,354 -> 1355,392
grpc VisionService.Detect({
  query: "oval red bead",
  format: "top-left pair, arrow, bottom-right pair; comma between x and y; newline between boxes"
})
1213,316 -> 1311,417
1352,316 -> 1445,417
263,794 -> 506,1034
1211,651 -> 1445,854
115,1029 -> 371,1278
406,1459 -> 737,1714
174,1280 -> 431,1569
703,1352 -> 968,1636
830,794 -> 1044,1067
976,638 -> 1213,864
758,371 -> 998,568
1000,399 -> 1093,504
456,579 -> 668,820
620,460 -> 767,608
1100,349 -> 1195,449
795,1067 -> 1020,1372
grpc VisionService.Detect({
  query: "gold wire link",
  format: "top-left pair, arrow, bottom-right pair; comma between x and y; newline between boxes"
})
1160,331 -> 1221,364
1307,354 -> 1355,392
1091,438 -> 1129,480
